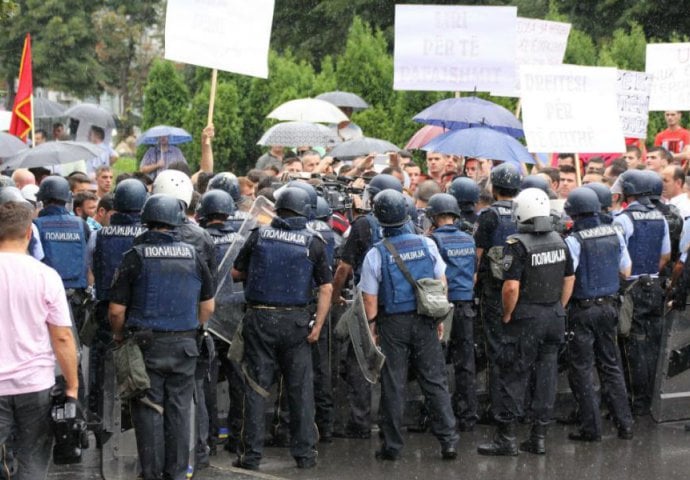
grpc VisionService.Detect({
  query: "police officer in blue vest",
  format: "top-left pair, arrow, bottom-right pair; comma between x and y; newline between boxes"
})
426,193 -> 478,431
207,172 -> 253,230
359,189 -> 458,461
564,187 -> 634,442
331,173 -> 403,438
583,182 -> 614,224
109,194 -> 215,480
232,187 -> 332,470
34,176 -> 90,330
88,178 -> 147,417
478,188 -> 574,456
448,176 -> 480,233
474,163 -> 521,419
613,169 -> 671,416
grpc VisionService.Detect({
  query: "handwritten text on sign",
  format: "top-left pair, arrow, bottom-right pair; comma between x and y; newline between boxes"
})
394,5 -> 516,92
520,65 -> 625,153
165,0 -> 274,78
617,70 -> 651,139
646,43 -> 690,111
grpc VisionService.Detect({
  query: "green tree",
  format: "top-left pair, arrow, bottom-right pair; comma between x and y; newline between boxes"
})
141,59 -> 190,130
597,23 -> 646,71
564,28 -> 597,66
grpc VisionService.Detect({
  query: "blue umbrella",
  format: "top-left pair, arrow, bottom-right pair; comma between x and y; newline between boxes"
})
422,127 -> 534,165
137,125 -> 193,145
414,97 -> 524,139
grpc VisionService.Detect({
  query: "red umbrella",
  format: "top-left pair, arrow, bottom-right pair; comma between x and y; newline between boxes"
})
405,125 -> 447,150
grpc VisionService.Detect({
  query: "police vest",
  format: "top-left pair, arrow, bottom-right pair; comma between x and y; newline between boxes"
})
177,220 -> 217,274
227,210 -> 253,233
624,204 -> 666,276
127,232 -> 201,331
655,202 -> 683,261
432,225 -> 476,302
570,221 -> 620,299
308,219 -> 336,267
205,222 -> 245,305
375,232 -> 436,315
34,207 -> 88,289
244,218 -> 316,306
509,231 -> 567,304
93,214 -> 145,301
489,200 -> 517,246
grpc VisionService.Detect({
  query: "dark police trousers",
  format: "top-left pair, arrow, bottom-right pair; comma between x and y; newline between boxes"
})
622,276 -> 664,414
479,282 -> 504,417
131,335 -> 198,480
378,312 -> 458,454
568,300 -> 633,436
495,304 -> 564,425
449,301 -> 478,427
238,308 -> 316,467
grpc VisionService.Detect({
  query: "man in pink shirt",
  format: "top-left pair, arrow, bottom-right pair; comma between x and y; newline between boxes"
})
0,201 -> 79,480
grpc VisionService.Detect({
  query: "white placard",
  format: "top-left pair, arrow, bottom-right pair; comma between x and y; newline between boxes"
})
617,70 -> 651,139
646,43 -> 690,111
165,0 -> 274,78
393,5 -> 517,92
492,17 -> 571,97
520,65 -> 626,153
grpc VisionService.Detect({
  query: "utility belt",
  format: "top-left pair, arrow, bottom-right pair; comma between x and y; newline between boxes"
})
571,295 -> 618,308
128,328 -> 197,339
623,274 -> 659,289
247,303 -> 309,311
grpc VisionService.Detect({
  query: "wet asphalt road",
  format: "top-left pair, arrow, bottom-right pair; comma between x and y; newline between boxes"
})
50,416 -> 690,480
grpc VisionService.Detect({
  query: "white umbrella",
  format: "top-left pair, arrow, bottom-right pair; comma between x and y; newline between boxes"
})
2,141 -> 103,170
316,91 -> 369,111
267,98 -> 348,124
258,121 -> 339,147
329,137 -> 400,161
64,103 -> 117,129
0,132 -> 29,157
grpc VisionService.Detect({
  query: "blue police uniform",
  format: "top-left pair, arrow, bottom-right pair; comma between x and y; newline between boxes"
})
614,201 -> 671,415
110,229 -> 214,480
565,217 -> 634,440
234,215 -> 332,469
360,228 -> 459,458
431,224 -> 478,429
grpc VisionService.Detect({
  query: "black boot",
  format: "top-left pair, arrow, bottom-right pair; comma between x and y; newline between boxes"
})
520,423 -> 546,455
477,422 -> 518,456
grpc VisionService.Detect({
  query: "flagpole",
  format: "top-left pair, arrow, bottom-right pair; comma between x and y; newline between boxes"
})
29,93 -> 35,148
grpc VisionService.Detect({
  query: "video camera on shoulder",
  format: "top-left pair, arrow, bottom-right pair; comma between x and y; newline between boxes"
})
50,382 -> 88,465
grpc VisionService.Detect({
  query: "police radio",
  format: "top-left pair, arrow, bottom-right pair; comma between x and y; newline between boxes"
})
51,385 -> 89,464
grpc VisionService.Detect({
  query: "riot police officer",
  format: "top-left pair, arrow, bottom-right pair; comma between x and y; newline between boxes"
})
645,170 -> 683,280
109,194 -> 215,480
207,171 -> 253,227
231,187 -> 333,470
582,182 -> 614,224
331,173 -> 403,438
359,189 -> 458,461
478,188 -> 574,456
474,163 -> 521,418
613,169 -> 671,416
88,179 -> 147,417
564,187 -> 634,442
447,176 -> 480,233
427,193 -> 478,431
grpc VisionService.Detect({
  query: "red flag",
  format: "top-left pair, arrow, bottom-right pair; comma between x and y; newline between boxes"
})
9,33 -> 33,142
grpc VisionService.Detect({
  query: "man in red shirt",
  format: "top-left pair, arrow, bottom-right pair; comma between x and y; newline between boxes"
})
654,111 -> 690,164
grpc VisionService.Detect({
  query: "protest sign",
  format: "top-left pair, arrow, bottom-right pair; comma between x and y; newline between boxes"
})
617,70 -> 651,139
165,0 -> 274,79
646,43 -> 690,111
393,5 -> 517,92
520,65 -> 625,153
493,17 -> 570,98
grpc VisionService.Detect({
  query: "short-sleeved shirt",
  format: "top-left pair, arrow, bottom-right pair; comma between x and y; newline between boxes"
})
654,127 -> 690,154
340,216 -> 373,268
503,237 -> 574,282
678,217 -> 690,263
358,237 -> 446,296
233,228 -> 333,287
139,146 -> 188,181
87,143 -> 118,178
0,252 -> 72,396
565,230 -> 631,273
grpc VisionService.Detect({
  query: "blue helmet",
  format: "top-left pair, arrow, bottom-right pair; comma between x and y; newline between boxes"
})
564,187 -> 601,216
448,177 -> 480,205
114,179 -> 147,213
141,194 -> 184,227
275,187 -> 311,218
315,196 -> 332,221
426,193 -> 462,218
490,163 -> 522,190
520,175 -> 549,194
641,170 -> 663,199
287,180 -> 318,212
197,189 -> 235,220
207,172 -> 240,202
37,176 -> 71,203
582,182 -> 612,210
367,174 -> 402,196
373,189 -> 409,227
620,169 -> 650,197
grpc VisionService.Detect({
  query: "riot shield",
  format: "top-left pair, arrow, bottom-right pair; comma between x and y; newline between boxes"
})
209,197 -> 275,344
651,307 -> 690,422
337,289 -> 385,384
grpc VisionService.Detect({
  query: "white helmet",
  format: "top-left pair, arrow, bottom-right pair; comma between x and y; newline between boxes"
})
512,187 -> 550,224
152,170 -> 194,207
